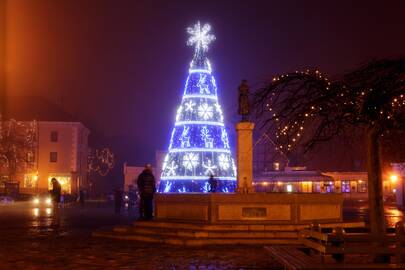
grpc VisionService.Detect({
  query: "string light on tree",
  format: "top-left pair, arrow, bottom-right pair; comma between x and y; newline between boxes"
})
159,22 -> 236,192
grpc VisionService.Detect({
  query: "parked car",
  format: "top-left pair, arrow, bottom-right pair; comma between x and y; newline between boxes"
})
0,196 -> 14,205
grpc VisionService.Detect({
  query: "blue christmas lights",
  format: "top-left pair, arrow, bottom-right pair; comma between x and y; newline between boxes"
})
158,22 -> 237,193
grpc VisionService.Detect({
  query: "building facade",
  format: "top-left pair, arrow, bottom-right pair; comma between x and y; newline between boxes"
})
21,121 -> 90,195
254,167 -> 400,204
123,163 -> 156,192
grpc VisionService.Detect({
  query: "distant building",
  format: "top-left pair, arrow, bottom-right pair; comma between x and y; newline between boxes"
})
123,163 -> 155,192
21,121 -> 90,194
254,166 -> 401,205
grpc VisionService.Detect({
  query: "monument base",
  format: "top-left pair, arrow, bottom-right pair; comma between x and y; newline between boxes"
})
93,193 -> 365,246
155,193 -> 343,224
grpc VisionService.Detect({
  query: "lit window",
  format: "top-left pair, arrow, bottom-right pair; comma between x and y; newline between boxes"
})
50,152 -> 58,163
341,180 -> 351,193
50,131 -> 58,142
358,180 -> 367,193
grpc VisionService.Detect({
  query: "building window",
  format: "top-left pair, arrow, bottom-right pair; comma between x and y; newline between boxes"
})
50,131 -> 58,142
312,182 -> 321,193
341,180 -> 351,193
24,174 -> 38,188
324,181 -> 335,193
358,180 -> 367,193
50,152 -> 58,163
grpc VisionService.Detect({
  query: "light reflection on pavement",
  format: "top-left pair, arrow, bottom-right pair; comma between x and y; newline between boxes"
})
343,202 -> 404,227
1,200 -> 403,269
0,201 -> 274,269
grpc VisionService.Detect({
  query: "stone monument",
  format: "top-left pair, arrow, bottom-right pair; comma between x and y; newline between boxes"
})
236,80 -> 255,193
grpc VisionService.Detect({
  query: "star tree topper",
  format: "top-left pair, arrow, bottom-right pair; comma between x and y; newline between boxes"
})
187,21 -> 216,53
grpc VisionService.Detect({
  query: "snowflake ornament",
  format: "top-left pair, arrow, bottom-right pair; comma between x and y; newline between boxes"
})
187,21 -> 216,53
166,161 -> 178,176
184,100 -> 195,112
218,154 -> 230,170
198,103 -> 214,120
183,152 -> 199,170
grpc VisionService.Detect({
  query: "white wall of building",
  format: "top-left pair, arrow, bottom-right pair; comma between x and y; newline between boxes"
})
22,121 -> 89,194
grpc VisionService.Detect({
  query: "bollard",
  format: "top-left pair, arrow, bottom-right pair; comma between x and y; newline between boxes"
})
395,221 -> 405,263
331,227 -> 345,263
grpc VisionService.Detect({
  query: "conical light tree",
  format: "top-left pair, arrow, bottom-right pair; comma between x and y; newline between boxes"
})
159,22 -> 237,193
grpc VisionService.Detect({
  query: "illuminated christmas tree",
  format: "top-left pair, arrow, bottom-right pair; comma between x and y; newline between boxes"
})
159,22 -> 237,193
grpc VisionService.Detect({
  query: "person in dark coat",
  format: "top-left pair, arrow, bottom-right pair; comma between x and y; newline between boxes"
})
79,189 -> 85,207
50,178 -> 62,206
50,178 -> 61,227
137,164 -> 156,220
208,174 -> 217,192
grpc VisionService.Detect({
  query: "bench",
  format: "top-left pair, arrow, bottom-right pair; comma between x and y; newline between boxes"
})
298,222 -> 405,264
264,246 -> 318,270
265,222 -> 405,269
265,246 -> 405,269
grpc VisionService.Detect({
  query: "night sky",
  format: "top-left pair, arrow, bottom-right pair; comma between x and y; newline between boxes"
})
4,0 -> 405,168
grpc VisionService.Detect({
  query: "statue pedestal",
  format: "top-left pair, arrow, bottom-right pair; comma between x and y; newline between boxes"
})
236,121 -> 255,193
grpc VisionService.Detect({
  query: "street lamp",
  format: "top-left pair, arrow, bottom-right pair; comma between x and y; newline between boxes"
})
390,174 -> 399,183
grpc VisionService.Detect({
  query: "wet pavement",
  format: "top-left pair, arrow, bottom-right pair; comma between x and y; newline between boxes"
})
0,201 -> 275,270
343,202 -> 404,228
0,200 -> 404,269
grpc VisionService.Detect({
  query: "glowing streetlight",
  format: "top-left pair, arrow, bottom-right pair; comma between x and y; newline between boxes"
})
390,174 -> 399,183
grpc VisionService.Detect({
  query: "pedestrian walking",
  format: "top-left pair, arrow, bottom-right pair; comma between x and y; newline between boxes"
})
137,164 -> 156,220
114,189 -> 123,214
208,174 -> 217,192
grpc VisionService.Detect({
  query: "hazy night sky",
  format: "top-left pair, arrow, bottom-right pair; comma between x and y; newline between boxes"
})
4,0 -> 405,166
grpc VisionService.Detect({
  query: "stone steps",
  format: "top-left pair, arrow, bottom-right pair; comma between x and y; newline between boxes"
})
114,225 -> 298,239
93,220 -> 365,246
93,229 -> 300,246
132,220 -> 364,231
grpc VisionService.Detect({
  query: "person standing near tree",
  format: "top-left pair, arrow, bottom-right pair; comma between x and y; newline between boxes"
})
137,164 -> 156,220
208,174 -> 218,192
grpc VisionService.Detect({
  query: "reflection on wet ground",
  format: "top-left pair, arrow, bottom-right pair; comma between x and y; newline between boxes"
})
0,201 -> 404,269
344,202 -> 404,227
0,201 -> 275,269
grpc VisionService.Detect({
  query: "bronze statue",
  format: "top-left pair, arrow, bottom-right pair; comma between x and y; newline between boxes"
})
238,79 -> 250,121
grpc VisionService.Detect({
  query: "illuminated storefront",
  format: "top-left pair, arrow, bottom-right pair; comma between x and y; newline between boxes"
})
23,173 -> 38,189
254,170 -> 333,193
47,174 -> 72,194
254,169 -> 400,203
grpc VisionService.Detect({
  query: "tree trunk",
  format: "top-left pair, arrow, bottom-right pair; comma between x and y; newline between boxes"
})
366,126 -> 388,261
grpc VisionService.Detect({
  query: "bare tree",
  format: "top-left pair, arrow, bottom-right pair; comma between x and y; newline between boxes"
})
0,117 -> 37,183
254,59 -> 405,243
